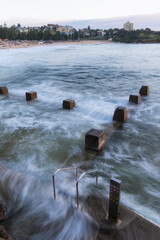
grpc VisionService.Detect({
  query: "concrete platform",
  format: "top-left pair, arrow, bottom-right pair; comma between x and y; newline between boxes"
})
84,193 -> 160,240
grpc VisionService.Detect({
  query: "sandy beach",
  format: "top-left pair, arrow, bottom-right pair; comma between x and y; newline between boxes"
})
0,40 -> 113,50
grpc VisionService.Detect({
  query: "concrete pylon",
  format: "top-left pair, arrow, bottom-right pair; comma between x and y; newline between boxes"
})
85,129 -> 105,152
113,107 -> 127,123
63,99 -> 75,110
0,86 -> 8,95
26,92 -> 37,101
129,95 -> 140,104
139,86 -> 149,96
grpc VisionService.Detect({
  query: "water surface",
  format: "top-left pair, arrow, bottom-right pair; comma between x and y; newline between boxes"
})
0,43 -> 160,238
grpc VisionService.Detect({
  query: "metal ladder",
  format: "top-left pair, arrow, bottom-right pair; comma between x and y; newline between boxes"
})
52,167 -> 98,208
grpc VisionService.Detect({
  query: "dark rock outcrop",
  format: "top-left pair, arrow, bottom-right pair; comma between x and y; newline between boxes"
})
0,203 -> 6,222
0,226 -> 12,240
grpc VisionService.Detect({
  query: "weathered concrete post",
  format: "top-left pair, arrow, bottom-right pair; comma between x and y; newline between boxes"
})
0,86 -> 8,95
129,95 -> 141,104
63,99 -> 75,110
139,85 -> 149,96
25,91 -> 37,101
113,107 -> 127,123
85,129 -> 105,152
108,177 -> 121,223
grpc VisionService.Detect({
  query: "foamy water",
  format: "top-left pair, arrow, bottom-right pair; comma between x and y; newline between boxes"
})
0,43 -> 160,238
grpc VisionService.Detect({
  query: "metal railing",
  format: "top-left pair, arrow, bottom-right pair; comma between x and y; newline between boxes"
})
76,170 -> 98,208
53,167 -> 78,200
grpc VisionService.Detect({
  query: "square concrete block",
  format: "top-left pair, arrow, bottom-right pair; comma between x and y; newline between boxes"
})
85,129 -> 105,152
63,99 -> 75,110
113,107 -> 127,123
129,95 -> 140,104
26,91 -> 37,101
0,86 -> 8,95
139,85 -> 149,96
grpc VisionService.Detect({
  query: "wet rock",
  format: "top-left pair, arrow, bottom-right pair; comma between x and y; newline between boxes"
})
0,203 -> 6,222
0,226 -> 12,240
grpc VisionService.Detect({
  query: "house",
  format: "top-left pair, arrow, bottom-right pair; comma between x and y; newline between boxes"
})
16,26 -> 30,33
47,24 -> 58,32
97,30 -> 105,37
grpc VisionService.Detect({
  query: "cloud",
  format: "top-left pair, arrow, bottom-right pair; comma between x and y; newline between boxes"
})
62,13 -> 160,30
1,13 -> 160,30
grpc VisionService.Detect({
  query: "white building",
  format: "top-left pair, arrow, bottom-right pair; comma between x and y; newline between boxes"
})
123,21 -> 134,31
97,30 -> 105,37
17,27 -> 29,33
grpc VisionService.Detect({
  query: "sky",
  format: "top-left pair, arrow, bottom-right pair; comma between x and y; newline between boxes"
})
0,0 -> 160,26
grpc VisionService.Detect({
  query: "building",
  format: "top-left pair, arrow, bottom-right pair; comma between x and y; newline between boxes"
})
123,21 -> 134,31
16,26 -> 30,33
56,25 -> 74,35
97,30 -> 105,37
47,24 -> 58,32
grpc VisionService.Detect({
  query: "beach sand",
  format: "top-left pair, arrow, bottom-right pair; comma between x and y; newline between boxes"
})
0,40 -> 113,50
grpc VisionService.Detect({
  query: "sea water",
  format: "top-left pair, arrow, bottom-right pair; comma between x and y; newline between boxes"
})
0,43 -> 160,239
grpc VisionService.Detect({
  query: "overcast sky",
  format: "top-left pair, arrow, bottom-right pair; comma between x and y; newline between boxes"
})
0,0 -> 160,26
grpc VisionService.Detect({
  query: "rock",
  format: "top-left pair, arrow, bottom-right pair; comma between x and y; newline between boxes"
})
0,227 -> 12,240
0,203 -> 6,222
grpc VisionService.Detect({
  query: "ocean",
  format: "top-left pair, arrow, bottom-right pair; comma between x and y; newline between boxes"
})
0,42 -> 160,239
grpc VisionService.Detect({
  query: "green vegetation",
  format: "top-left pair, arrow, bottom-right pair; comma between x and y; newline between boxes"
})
79,26 -> 160,43
1,24 -> 160,43
0,25 -> 79,41
110,28 -> 160,43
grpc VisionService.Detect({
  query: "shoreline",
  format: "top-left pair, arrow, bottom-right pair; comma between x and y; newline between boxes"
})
0,40 -> 114,50
0,40 -> 159,50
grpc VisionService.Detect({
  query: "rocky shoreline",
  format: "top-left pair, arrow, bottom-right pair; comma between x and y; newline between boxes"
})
0,203 -> 12,240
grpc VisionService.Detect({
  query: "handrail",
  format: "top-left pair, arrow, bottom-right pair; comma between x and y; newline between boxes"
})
53,167 -> 78,200
76,170 -> 98,208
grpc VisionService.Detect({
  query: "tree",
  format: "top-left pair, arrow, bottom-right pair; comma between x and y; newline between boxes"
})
17,23 -> 21,28
43,29 -> 52,40
73,30 -> 78,40
53,31 -> 60,40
